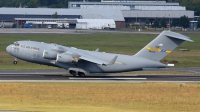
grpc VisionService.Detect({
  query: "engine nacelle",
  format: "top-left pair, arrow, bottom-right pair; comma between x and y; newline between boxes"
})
56,54 -> 78,63
43,49 -> 57,59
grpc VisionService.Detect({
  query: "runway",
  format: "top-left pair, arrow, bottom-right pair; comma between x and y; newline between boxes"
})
0,28 -> 160,35
0,69 -> 200,83
0,29 -> 91,34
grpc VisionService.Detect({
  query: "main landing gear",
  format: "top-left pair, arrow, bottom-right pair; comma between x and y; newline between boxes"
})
69,70 -> 85,77
13,58 -> 18,65
69,70 -> 77,77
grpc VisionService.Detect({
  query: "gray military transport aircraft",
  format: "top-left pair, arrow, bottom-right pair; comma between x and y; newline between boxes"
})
6,31 -> 193,77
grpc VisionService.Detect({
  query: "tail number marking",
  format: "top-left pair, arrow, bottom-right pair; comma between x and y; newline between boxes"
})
146,46 -> 171,54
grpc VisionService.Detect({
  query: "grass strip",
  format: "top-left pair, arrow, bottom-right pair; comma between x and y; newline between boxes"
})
0,82 -> 199,112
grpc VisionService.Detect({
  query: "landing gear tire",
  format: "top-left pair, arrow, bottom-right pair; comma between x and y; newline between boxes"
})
78,72 -> 85,77
70,71 -> 77,77
13,61 -> 17,65
72,72 -> 76,77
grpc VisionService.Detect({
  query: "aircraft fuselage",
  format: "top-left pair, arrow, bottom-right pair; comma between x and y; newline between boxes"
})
6,41 -> 166,73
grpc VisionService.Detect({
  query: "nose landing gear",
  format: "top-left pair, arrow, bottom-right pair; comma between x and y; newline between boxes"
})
13,58 -> 17,65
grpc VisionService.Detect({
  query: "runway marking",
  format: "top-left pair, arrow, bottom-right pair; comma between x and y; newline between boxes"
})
0,80 -> 200,83
0,75 -> 35,76
0,73 -> 60,75
69,78 -> 147,80
0,75 -> 46,78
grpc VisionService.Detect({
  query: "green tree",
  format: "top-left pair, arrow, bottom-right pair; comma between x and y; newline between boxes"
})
27,0 -> 38,8
160,17 -> 166,30
52,12 -> 58,18
171,20 -> 178,31
33,0 -> 38,8
197,18 -> 200,28
153,18 -> 159,30
145,18 -> 150,28
25,0 -> 32,7
179,15 -> 189,29
0,0 -> 199,11
0,0 -> 199,13
168,0 -> 200,16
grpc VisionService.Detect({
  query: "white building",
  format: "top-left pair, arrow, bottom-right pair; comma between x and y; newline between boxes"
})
76,19 -> 116,29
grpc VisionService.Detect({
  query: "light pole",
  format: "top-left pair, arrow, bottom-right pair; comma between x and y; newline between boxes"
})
24,12 -> 26,18
136,13 -> 138,23
168,14 -> 170,30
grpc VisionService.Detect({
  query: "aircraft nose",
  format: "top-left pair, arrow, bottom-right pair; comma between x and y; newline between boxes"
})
6,45 -> 10,53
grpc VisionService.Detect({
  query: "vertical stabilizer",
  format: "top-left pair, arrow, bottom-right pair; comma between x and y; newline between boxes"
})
134,31 -> 193,61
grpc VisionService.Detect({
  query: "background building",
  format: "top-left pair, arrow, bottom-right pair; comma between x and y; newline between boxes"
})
0,0 -> 195,29
0,8 -> 124,28
14,18 -> 116,29
69,0 -> 194,24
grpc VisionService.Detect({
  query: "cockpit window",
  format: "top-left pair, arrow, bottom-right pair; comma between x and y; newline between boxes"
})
14,42 -> 19,46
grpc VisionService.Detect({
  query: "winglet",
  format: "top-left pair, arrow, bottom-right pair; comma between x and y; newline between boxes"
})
95,48 -> 99,52
109,56 -> 118,65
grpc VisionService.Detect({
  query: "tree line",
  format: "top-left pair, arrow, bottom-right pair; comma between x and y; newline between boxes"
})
0,0 -> 100,8
144,15 -> 191,30
0,0 -> 199,15
0,0 -> 199,14
168,0 -> 200,16
150,15 -> 200,30
128,15 -> 193,30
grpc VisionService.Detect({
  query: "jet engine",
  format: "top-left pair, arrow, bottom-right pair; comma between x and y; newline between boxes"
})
56,53 -> 78,63
43,50 -> 57,59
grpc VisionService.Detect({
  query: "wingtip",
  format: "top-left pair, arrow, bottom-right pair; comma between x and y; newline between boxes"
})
189,40 -> 194,42
109,56 -> 118,65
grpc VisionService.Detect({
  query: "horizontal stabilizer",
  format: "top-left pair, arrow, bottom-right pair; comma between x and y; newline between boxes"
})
165,32 -> 193,42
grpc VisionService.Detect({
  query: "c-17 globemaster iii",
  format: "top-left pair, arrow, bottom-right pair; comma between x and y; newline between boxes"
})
6,31 -> 193,77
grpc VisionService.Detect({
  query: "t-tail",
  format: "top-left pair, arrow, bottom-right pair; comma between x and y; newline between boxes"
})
134,31 -> 193,61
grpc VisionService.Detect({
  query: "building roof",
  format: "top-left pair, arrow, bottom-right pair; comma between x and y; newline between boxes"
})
14,18 -> 77,24
123,10 -> 194,18
101,0 -> 167,3
14,18 -> 75,21
0,8 -> 125,21
69,1 -> 179,6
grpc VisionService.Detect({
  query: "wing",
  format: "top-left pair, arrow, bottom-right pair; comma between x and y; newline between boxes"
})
68,51 -> 117,65
52,47 -> 117,65
79,54 -> 117,65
